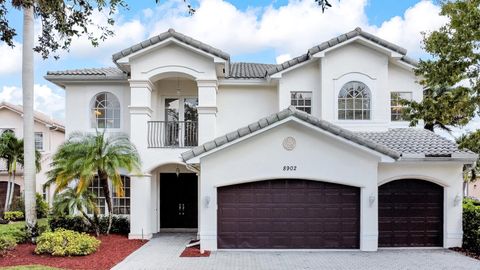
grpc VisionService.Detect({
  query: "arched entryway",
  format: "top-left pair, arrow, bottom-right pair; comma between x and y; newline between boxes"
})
378,179 -> 444,247
217,179 -> 360,249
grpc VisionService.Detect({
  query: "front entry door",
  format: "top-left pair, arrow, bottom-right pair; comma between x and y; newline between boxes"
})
160,173 -> 198,228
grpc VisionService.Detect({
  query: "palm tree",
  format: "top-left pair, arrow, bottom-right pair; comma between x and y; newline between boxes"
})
49,131 -> 141,234
53,187 -> 101,236
0,132 -> 41,212
22,5 -> 36,237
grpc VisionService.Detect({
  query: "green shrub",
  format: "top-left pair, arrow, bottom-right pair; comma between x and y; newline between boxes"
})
3,211 -> 24,221
10,193 -> 49,219
35,229 -> 100,256
99,216 -> 130,235
0,235 -> 17,255
49,215 -> 130,235
48,216 -> 90,233
463,198 -> 480,253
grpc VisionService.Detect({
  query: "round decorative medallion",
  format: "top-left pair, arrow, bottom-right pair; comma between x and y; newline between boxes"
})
282,136 -> 296,151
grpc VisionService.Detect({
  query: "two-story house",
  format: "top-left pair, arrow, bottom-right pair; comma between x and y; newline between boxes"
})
0,101 -> 65,209
45,28 -> 477,252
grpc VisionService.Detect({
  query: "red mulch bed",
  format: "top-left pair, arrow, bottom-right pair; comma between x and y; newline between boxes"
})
180,240 -> 210,257
450,247 -> 480,260
0,234 -> 147,270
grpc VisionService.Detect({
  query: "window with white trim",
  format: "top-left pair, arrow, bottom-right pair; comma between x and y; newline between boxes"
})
88,177 -> 106,214
87,176 -> 130,215
34,132 -> 43,150
91,92 -> 120,129
390,92 -> 412,121
112,176 -> 130,215
291,91 -> 312,114
338,81 -> 371,120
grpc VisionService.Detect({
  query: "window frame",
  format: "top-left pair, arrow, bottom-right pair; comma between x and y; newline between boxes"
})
290,91 -> 312,114
34,132 -> 44,151
337,81 -> 372,121
112,176 -> 130,215
390,91 -> 412,122
90,92 -> 121,130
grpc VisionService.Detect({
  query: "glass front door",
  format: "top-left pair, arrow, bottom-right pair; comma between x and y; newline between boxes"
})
164,97 -> 198,147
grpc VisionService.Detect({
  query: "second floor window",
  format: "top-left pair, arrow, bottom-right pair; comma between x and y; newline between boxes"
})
391,92 -> 412,121
91,92 -> 120,129
34,132 -> 43,150
291,91 -> 312,114
338,81 -> 371,120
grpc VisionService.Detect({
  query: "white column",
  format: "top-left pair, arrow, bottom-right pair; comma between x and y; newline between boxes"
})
129,80 -> 153,152
128,80 -> 154,239
360,181 -> 378,251
129,174 -> 153,239
445,166 -> 464,248
197,80 -> 217,144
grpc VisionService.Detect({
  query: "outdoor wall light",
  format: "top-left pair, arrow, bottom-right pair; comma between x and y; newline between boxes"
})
204,196 -> 210,208
454,194 -> 462,206
369,194 -> 375,206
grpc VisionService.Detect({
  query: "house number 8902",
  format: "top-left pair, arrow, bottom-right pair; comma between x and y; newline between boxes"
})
283,166 -> 297,171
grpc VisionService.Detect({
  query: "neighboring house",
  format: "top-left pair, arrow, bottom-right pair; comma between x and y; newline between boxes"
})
0,101 -> 65,208
45,28 -> 477,251
467,181 -> 480,199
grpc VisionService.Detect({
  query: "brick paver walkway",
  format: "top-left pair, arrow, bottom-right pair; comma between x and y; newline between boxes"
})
112,233 -> 480,270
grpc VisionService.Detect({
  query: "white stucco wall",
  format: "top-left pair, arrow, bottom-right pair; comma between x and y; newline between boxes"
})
199,119 -> 382,251
320,43 -> 389,131
216,85 -> 278,136
277,62 -> 321,116
64,82 -> 130,136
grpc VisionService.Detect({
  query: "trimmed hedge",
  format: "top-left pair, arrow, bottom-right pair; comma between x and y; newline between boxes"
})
0,235 -> 17,255
49,215 -> 130,235
35,229 -> 100,256
3,211 -> 24,221
463,198 -> 480,253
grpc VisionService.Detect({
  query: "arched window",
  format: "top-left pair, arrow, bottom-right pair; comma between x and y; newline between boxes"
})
91,92 -> 120,128
338,81 -> 371,120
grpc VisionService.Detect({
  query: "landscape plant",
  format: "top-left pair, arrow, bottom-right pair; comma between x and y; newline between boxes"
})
0,235 -> 17,256
3,211 -> 24,221
49,131 -> 140,234
35,229 -> 100,256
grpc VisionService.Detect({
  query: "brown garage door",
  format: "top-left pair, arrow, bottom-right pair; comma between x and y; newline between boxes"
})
379,179 -> 443,247
217,179 -> 360,249
0,182 -> 20,213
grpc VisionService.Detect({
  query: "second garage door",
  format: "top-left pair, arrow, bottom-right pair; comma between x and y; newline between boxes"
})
217,179 -> 360,249
379,179 -> 444,247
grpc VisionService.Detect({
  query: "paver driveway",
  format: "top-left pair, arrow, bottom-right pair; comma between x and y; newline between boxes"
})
112,233 -> 480,270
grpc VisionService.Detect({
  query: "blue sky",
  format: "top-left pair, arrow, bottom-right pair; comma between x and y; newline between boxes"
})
0,0 -> 446,121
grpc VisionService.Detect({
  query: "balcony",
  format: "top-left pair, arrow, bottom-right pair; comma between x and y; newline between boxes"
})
147,121 -> 198,148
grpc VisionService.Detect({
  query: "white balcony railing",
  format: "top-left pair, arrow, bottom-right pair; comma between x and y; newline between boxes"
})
147,121 -> 198,148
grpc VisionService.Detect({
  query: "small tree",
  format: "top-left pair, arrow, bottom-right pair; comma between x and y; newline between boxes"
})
49,131 -> 140,234
457,130 -> 480,182
53,187 -> 101,236
0,131 -> 41,212
405,0 -> 480,131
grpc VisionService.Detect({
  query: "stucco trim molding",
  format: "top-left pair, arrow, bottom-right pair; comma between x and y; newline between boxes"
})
197,106 -> 218,114
378,175 -> 449,188
128,106 -> 153,116
128,79 -> 155,91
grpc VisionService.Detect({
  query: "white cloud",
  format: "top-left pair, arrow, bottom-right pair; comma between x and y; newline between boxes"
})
64,11 -> 147,64
0,84 -> 65,119
146,0 -> 444,61
374,0 -> 448,58
0,41 -> 22,75
276,54 -> 292,64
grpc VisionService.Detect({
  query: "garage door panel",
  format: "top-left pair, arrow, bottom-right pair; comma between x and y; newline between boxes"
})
379,179 -> 443,247
218,179 -> 360,249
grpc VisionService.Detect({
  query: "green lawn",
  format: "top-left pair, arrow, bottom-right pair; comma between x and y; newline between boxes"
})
0,265 -> 62,270
0,219 -> 48,242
